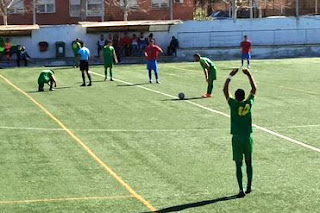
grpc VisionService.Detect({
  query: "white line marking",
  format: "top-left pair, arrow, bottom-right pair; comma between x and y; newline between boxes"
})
0,126 -> 227,132
2,124 -> 318,132
0,195 -> 133,205
90,71 -> 320,153
269,124 -> 320,129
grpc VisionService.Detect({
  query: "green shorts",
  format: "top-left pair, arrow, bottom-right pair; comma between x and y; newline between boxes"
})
104,63 -> 113,68
232,135 -> 253,162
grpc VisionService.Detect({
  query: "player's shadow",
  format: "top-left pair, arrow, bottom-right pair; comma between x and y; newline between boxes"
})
162,97 -> 203,101
117,83 -> 150,87
27,86 -> 71,93
143,195 -> 239,213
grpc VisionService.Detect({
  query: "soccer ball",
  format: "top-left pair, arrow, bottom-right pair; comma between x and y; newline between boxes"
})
178,93 -> 185,100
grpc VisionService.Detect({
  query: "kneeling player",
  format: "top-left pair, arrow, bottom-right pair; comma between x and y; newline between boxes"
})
223,68 -> 257,198
38,69 -> 56,92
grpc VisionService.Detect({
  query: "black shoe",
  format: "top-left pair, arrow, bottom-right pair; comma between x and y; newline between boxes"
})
87,83 -> 92,86
110,78 -> 114,81
237,190 -> 246,198
80,83 -> 86,87
156,80 -> 160,84
149,80 -> 152,83
245,188 -> 252,194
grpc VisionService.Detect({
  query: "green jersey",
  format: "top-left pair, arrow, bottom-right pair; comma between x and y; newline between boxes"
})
103,45 -> 115,63
199,57 -> 217,80
38,70 -> 54,84
72,41 -> 81,54
228,94 -> 254,136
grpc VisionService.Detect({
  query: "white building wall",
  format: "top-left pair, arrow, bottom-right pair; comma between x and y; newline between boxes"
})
6,16 -> 320,59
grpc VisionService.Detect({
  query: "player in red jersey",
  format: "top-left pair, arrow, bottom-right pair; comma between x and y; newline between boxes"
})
240,35 -> 252,68
144,39 -> 163,83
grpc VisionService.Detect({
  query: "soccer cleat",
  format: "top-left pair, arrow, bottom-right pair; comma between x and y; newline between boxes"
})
245,188 -> 252,194
237,190 -> 246,198
247,65 -> 251,69
80,83 -> 86,87
202,93 -> 212,98
156,80 -> 160,84
49,88 -> 55,91
149,80 -> 153,83
110,78 -> 114,81
87,83 -> 92,86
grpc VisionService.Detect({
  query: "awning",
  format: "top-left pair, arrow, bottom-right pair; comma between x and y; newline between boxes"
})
0,25 -> 39,36
79,20 -> 182,33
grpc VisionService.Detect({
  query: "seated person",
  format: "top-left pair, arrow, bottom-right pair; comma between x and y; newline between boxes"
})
167,36 -> 179,56
131,34 -> 139,56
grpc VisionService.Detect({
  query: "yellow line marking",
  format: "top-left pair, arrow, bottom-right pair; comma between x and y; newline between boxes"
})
0,74 -> 157,212
0,195 -> 133,205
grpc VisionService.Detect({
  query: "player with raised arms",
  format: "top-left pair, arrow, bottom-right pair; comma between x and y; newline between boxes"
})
194,53 -> 217,98
223,68 -> 257,198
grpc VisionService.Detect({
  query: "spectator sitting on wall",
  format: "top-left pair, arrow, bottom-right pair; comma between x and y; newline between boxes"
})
138,32 -> 148,56
148,33 -> 154,44
121,32 -> 132,57
97,34 -> 105,58
167,36 -> 179,57
107,34 -> 113,43
72,38 -> 82,68
17,46 -> 31,67
112,33 -> 121,62
4,38 -> 12,62
131,34 -> 139,56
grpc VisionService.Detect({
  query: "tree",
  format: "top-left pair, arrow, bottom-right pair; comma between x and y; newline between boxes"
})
0,0 -> 15,25
106,0 -> 148,21
80,0 -> 87,21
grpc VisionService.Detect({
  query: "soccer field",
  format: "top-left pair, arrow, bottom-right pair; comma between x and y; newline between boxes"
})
1,58 -> 320,212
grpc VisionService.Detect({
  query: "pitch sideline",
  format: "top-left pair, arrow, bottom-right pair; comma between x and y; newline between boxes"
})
90,71 -> 320,153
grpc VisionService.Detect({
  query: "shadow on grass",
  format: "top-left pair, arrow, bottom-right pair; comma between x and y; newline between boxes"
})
220,67 -> 240,71
27,86 -> 71,93
144,195 -> 239,213
75,80 -> 105,84
117,82 -> 150,87
162,97 -> 203,101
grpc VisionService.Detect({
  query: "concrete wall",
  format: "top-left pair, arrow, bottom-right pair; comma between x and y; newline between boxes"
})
7,16 -> 320,60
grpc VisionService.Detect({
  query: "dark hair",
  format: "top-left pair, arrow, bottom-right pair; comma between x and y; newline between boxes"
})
244,35 -> 248,38
235,89 -> 245,101
193,53 -> 201,58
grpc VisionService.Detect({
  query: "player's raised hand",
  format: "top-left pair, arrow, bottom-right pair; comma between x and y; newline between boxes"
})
242,68 -> 251,76
230,68 -> 239,76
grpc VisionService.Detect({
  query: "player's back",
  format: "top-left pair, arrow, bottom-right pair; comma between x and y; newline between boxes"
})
228,94 -> 254,136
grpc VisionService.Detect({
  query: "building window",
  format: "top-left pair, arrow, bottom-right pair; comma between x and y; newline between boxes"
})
69,0 -> 103,17
120,0 -> 138,9
8,0 -> 25,14
37,0 -> 55,13
152,0 -> 169,9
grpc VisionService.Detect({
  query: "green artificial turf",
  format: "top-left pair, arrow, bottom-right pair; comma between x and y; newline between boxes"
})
1,58 -> 320,212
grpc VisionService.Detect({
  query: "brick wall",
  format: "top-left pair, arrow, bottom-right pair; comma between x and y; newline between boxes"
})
3,0 -> 194,25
